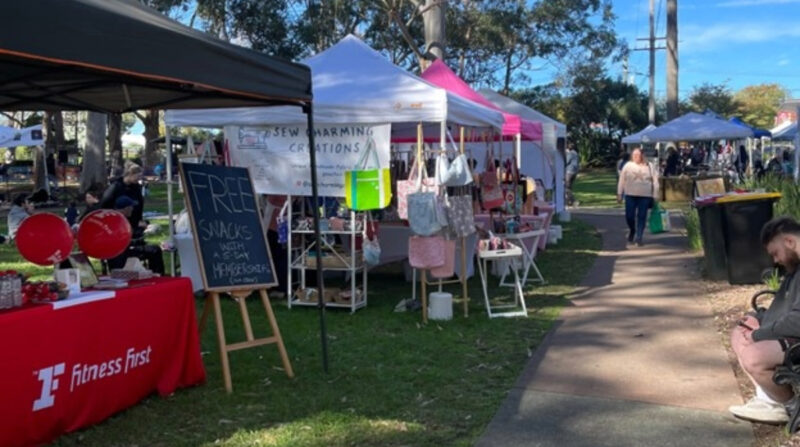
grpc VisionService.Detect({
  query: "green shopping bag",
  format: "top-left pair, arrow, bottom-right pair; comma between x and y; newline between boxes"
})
344,138 -> 392,210
648,202 -> 665,234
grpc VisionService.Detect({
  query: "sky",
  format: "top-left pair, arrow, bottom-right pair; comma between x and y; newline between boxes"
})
612,0 -> 800,101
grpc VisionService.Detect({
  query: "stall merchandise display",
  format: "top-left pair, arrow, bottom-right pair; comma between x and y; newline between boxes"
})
287,198 -> 369,312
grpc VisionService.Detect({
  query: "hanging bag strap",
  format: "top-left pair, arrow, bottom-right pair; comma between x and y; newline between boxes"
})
353,136 -> 380,170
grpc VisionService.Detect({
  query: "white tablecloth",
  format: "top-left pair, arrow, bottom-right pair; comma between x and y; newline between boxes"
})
175,233 -> 204,292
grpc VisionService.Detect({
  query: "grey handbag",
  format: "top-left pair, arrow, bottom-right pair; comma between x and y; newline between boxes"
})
446,192 -> 476,237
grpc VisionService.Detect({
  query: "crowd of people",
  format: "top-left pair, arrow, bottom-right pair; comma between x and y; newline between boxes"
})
5,162 -> 164,275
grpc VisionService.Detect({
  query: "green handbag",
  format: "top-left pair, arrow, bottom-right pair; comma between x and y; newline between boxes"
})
344,138 -> 392,211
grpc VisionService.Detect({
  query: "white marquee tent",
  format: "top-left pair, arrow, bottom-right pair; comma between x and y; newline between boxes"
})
0,125 -> 43,148
166,35 -> 504,130
477,89 -> 568,212
641,112 -> 753,143
771,121 -> 797,141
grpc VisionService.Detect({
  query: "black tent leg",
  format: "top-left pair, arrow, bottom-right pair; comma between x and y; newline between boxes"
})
305,103 -> 329,373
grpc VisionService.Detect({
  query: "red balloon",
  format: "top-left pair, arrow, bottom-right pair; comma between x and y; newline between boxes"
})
16,213 -> 74,266
77,210 -> 132,260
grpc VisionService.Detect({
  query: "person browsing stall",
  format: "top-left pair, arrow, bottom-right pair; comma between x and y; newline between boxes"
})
729,217 -> 800,423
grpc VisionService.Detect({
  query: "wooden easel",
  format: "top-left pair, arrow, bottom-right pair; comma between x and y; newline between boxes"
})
198,288 -> 293,393
179,163 -> 294,393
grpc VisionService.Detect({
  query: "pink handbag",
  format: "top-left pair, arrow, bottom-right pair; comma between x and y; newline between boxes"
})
431,239 -> 456,278
408,235 -> 445,269
398,158 -> 439,220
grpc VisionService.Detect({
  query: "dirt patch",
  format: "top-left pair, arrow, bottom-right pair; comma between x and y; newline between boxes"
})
702,274 -> 798,446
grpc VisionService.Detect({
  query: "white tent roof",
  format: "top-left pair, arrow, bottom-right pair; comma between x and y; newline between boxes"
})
165,35 -> 504,129
477,89 -> 567,138
0,124 -> 43,148
621,124 -> 657,144
641,112 -> 753,143
771,121 -> 796,141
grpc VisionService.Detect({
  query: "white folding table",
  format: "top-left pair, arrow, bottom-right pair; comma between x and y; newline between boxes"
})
497,229 -> 546,288
476,243 -> 527,318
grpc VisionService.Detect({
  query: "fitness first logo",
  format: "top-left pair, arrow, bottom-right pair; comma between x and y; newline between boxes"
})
32,346 -> 152,412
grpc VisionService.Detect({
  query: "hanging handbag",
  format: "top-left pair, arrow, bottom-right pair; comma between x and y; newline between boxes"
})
408,235 -> 446,269
446,188 -> 476,237
431,238 -> 456,278
501,157 -> 525,214
276,200 -> 289,244
344,137 -> 392,211
481,141 -> 504,210
407,164 -> 443,236
362,212 -> 381,266
397,157 -> 438,220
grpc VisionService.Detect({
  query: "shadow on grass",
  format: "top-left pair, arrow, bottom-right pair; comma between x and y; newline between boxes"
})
49,220 -> 601,447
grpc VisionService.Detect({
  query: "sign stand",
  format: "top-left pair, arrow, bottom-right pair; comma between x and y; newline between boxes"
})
199,289 -> 293,392
180,162 -> 293,392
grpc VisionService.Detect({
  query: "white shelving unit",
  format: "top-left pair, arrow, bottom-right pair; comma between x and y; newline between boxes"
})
286,196 -> 368,313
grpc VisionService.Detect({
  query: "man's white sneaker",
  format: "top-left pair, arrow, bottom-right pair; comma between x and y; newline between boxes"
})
729,397 -> 789,424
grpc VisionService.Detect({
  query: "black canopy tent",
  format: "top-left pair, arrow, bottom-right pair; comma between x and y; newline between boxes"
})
0,0 -> 330,371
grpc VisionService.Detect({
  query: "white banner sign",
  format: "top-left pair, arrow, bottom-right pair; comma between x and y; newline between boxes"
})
224,124 -> 391,197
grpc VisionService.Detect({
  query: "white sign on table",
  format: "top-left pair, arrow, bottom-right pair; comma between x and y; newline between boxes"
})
224,124 -> 391,197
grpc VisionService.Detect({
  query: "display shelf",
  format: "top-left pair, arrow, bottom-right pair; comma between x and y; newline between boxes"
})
286,196 -> 368,313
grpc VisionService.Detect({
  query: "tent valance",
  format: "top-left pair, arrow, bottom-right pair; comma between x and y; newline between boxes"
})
641,112 -> 753,143
166,35 -> 504,129
0,0 -> 311,113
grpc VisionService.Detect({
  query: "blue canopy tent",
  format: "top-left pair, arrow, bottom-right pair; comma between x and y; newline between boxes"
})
729,117 -> 771,138
621,124 -> 657,145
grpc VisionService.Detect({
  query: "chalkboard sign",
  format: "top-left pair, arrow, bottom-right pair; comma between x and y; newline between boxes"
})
179,163 -> 276,291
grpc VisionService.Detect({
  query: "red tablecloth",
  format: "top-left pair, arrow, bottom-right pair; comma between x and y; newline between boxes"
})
0,277 -> 205,447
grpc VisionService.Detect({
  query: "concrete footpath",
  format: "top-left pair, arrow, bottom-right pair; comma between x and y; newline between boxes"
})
476,210 -> 755,447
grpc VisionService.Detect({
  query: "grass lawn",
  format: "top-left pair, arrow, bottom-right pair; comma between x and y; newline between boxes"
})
33,218 -> 601,447
0,182 -> 602,446
572,169 -> 620,208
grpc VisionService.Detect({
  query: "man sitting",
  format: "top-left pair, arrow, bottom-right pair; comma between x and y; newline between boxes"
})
107,196 -> 165,275
7,193 -> 32,242
729,216 -> 800,423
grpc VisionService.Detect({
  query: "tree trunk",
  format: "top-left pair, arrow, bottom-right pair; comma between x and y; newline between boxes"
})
107,113 -> 124,177
81,111 -> 107,193
38,112 -> 64,193
503,51 -> 513,95
142,109 -> 160,170
422,0 -> 446,62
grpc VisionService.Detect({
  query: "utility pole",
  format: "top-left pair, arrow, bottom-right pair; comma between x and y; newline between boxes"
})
634,0 -> 666,124
623,54 -> 629,85
666,0 -> 679,120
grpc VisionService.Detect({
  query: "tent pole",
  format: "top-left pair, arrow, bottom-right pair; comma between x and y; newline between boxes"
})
305,103 -> 329,373
166,128 -> 175,276
515,133 -> 521,170
795,105 -> 800,182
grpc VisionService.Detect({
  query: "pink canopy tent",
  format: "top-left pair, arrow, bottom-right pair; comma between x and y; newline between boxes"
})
420,60 -> 542,141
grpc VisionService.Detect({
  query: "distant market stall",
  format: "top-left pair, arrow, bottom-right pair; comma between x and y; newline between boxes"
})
478,89 -> 568,213
641,112 -> 754,143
